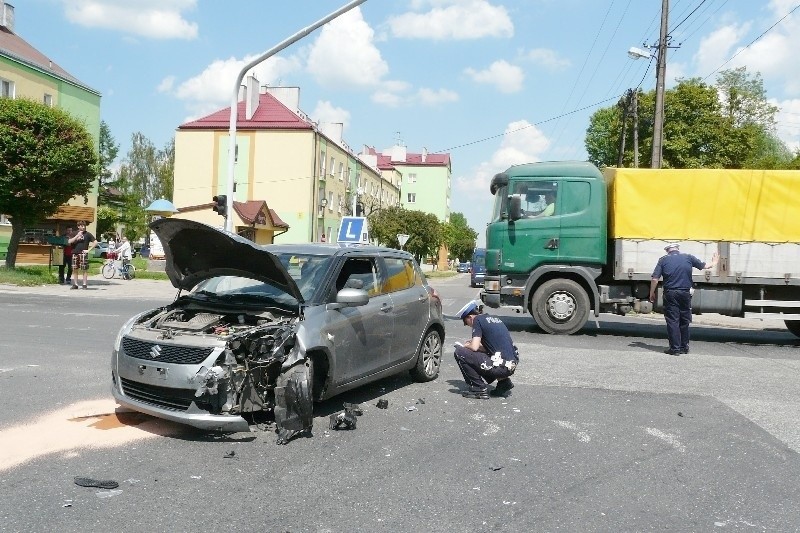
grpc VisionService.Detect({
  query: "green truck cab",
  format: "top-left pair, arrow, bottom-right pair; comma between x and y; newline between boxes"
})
482,161 -> 607,334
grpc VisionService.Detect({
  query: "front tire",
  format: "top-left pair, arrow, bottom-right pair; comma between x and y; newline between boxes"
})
530,279 -> 590,335
785,320 -> 800,338
410,329 -> 442,382
101,263 -> 115,279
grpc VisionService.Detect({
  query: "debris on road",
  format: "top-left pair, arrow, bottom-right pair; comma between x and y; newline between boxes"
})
329,408 -> 358,430
343,402 -> 364,415
376,399 -> 389,409
73,477 -> 119,489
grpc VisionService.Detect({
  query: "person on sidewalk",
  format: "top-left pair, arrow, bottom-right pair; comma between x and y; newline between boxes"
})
58,226 -> 74,285
68,220 -> 97,290
649,243 -> 719,355
454,300 -> 519,399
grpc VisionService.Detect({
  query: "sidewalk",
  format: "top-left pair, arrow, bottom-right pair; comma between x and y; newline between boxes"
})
0,274 -> 178,300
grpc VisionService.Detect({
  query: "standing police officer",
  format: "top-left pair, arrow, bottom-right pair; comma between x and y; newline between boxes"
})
649,243 -> 718,355
454,300 -> 518,399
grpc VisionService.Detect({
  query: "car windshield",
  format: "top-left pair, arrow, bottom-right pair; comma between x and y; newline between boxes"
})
187,253 -> 334,306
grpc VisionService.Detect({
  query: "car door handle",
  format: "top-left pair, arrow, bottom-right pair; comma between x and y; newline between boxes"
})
545,238 -> 559,250
381,303 -> 393,312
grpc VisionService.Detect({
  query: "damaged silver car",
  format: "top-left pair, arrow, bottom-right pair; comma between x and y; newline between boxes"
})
111,219 -> 444,443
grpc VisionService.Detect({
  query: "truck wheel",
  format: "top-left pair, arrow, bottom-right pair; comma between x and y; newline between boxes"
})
530,279 -> 590,335
785,320 -> 800,338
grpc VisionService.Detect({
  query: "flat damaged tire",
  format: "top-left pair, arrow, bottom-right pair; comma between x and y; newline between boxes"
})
530,279 -> 590,335
410,329 -> 442,382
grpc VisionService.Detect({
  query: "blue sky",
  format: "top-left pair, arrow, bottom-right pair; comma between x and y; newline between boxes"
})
17,0 -> 800,245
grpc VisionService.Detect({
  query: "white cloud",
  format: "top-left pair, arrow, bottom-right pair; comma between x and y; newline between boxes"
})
388,0 -> 513,40
168,54 -> 301,120
693,23 -> 750,79
416,88 -> 459,105
306,8 -> 388,88
464,60 -> 524,93
157,76 -> 175,93
456,120 -> 550,194
311,101 -> 351,129
62,0 -> 198,40
524,48 -> 570,70
775,97 -> 800,151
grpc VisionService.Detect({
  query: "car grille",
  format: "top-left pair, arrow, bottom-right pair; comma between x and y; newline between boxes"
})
122,337 -> 214,364
120,378 -> 195,411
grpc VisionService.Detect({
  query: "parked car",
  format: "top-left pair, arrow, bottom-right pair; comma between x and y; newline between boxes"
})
92,242 -> 109,258
470,248 -> 486,287
456,262 -> 470,273
111,219 -> 445,441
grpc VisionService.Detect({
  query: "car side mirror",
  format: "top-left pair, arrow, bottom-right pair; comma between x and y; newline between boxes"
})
328,287 -> 370,310
508,195 -> 522,221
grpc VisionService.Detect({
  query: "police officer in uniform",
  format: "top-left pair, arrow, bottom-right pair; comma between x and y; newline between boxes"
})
454,300 -> 518,399
649,243 -> 718,355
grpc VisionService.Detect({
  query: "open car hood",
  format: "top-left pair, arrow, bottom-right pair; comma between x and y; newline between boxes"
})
150,218 -> 303,302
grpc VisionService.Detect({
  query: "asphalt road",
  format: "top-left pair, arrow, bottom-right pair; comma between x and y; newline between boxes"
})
1,275 -> 799,532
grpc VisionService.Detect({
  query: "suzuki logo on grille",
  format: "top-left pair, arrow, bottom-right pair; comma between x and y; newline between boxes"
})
149,344 -> 162,359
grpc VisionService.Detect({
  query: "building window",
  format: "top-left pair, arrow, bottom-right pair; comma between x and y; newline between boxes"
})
338,162 -> 344,181
1,78 -> 14,98
407,193 -> 416,203
43,94 -> 53,106
328,191 -> 333,211
408,173 -> 417,184
0,214 -> 10,225
330,156 -> 336,176
319,151 -> 326,176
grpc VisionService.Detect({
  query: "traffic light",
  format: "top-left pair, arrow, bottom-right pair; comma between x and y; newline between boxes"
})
212,195 -> 227,217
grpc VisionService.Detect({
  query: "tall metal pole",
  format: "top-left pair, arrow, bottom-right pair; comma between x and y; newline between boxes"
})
223,0 -> 368,232
651,0 -> 669,169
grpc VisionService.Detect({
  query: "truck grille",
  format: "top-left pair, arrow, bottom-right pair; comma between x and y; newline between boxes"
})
120,378 -> 195,411
122,337 -> 214,364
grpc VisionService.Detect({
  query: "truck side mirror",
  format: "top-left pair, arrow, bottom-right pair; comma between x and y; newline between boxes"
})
508,195 -> 522,221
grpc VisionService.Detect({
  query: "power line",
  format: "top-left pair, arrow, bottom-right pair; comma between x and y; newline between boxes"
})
703,3 -> 800,81
671,0 -> 709,33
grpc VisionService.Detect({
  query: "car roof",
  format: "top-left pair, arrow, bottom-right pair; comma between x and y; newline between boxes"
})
264,242 -> 415,260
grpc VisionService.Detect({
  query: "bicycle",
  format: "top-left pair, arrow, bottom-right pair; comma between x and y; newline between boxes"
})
101,257 -> 136,280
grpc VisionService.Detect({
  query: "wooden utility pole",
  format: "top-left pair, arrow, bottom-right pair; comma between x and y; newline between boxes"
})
651,0 -> 669,168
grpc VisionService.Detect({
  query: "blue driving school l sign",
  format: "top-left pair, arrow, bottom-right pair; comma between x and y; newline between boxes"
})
337,217 -> 369,244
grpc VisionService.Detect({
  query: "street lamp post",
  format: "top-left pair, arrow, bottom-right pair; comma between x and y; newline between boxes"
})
223,0 -> 368,233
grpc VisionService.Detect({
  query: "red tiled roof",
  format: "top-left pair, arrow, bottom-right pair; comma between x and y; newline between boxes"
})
179,92 -> 313,131
365,145 -> 450,169
0,27 -> 98,94
233,200 -> 289,228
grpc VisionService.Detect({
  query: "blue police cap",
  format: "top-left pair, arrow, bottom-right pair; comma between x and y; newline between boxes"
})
457,300 -> 479,320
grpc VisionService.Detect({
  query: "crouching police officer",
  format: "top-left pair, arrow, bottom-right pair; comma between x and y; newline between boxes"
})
454,300 -> 519,399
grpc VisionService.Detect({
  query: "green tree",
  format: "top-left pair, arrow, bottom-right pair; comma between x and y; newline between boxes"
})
98,120 -> 119,189
113,133 -> 175,239
441,212 -> 477,261
368,206 -> 442,261
585,69 -> 791,169
0,98 -> 97,268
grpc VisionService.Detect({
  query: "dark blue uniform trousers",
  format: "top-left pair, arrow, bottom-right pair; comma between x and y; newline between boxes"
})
454,345 -> 513,391
663,289 -> 692,352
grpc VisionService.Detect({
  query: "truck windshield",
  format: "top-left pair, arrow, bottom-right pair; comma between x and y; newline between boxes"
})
490,185 -> 508,222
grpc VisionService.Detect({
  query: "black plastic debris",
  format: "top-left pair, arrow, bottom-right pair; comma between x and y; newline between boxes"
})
329,407 -> 358,430
74,477 -> 119,489
491,466 -> 503,471
274,361 -> 314,445
416,398 -> 426,405
223,450 -> 237,459
343,402 -> 364,415
678,412 -> 684,417
376,399 -> 389,409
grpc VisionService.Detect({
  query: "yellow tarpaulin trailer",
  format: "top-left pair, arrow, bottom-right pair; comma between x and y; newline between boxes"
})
603,168 -> 800,243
